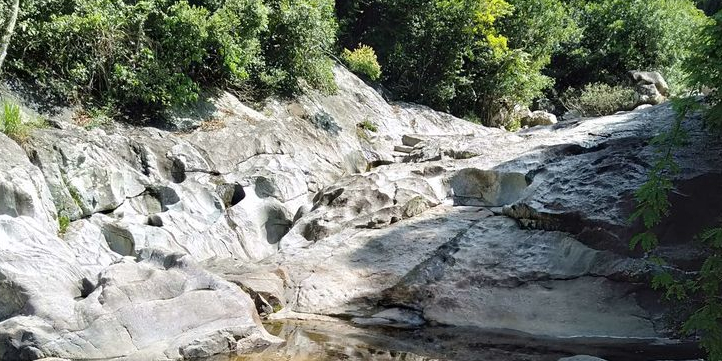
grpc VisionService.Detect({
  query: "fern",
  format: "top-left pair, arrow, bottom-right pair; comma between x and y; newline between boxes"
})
630,96 -> 722,360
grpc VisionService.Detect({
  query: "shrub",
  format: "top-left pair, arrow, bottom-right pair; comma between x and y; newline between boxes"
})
7,0 -> 338,115
9,0 -> 269,113
58,214 -> 70,236
561,82 -> 637,116
342,44 -> 381,80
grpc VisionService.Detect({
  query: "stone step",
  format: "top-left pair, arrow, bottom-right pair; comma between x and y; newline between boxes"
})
402,134 -> 425,147
394,145 -> 414,153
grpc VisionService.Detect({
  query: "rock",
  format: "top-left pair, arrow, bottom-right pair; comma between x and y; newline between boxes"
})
0,66 -> 496,360
369,308 -> 425,327
630,70 -> 669,106
2,63 -> 720,359
449,169 -> 530,206
562,109 -> 582,120
558,356 -> 608,361
394,145 -> 414,153
402,134 -> 426,147
260,102 -> 721,341
382,216 -> 654,338
629,70 -> 670,96
534,98 -> 556,113
0,134 -> 58,233
636,83 -> 666,105
521,110 -> 558,127
0,218 -> 281,359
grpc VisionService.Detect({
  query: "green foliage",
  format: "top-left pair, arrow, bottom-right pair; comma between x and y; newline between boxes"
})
1,99 -> 24,139
11,0 -> 269,112
685,11 -> 722,128
337,0 -> 577,127
630,98 -> 696,253
342,44 -> 381,81
356,119 -> 377,132
630,96 -> 721,360
505,115 -> 522,132
0,99 -> 47,142
58,214 -> 70,236
7,0 -> 338,115
561,82 -> 637,116
549,0 -> 709,95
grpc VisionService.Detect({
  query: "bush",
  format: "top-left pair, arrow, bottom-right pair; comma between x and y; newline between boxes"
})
356,119 -> 378,131
58,214 -> 70,236
548,0 -> 709,95
0,100 -> 47,142
561,82 -> 637,116
7,0 -> 338,115
342,44 -> 381,81
10,0 -> 269,113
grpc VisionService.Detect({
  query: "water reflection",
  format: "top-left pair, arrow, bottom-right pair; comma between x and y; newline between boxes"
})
204,320 -> 702,361
233,321 -> 444,361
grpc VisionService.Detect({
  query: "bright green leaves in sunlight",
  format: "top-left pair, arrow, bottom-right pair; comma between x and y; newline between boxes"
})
342,44 -> 382,81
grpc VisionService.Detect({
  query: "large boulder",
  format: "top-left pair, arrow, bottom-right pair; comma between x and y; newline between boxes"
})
520,110 -> 558,127
629,70 -> 670,96
630,70 -> 669,106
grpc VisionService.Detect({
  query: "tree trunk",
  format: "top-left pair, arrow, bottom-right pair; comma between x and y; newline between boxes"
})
0,0 -> 20,72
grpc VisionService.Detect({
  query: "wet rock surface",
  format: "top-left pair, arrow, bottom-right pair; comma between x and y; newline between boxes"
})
1,66 -> 721,360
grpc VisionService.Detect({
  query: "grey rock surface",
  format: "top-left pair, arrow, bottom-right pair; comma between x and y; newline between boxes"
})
1,65 -> 720,360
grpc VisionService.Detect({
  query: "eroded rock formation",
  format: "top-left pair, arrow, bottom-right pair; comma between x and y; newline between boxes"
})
1,66 -> 720,359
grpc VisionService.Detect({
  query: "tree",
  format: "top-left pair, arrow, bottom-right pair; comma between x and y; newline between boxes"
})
0,0 -> 19,71
336,0 -> 577,127
549,0 -> 709,96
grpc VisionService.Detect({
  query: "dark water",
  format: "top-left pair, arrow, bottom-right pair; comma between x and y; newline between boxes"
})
207,320 -> 703,361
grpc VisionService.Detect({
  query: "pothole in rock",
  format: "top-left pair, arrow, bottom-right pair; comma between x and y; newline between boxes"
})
170,158 -> 186,183
264,206 -> 292,245
255,177 -> 280,199
217,183 -> 245,208
449,168 -> 531,207
143,186 -> 181,213
100,223 -> 136,256
366,159 -> 395,171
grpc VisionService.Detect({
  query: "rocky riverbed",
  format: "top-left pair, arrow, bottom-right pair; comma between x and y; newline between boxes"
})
1,66 -> 721,360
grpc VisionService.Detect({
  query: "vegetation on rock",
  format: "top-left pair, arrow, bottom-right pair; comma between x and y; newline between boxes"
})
342,44 -> 381,81
561,83 -> 637,116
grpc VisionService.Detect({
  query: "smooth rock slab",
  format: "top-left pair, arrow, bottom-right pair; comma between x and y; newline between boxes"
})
0,216 -> 280,360
382,216 -> 656,338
